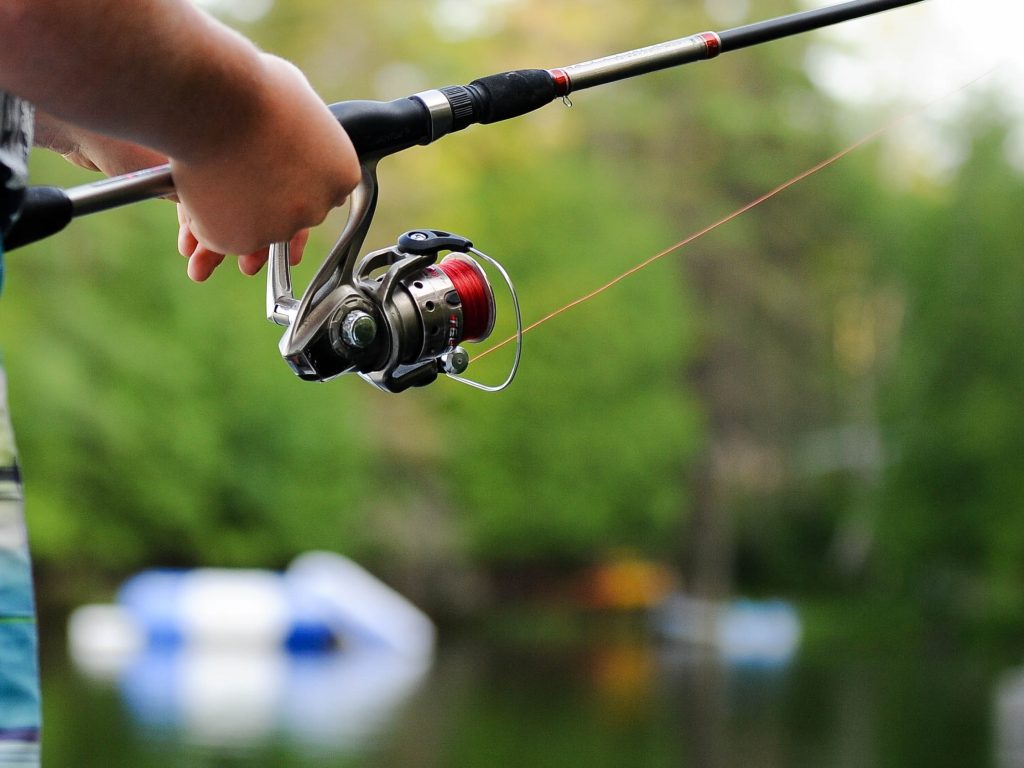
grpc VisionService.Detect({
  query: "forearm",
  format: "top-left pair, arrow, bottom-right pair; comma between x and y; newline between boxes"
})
0,0 -> 264,162
3,0 -> 358,267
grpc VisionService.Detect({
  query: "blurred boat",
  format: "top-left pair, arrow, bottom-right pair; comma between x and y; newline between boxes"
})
67,551 -> 435,750
651,593 -> 801,666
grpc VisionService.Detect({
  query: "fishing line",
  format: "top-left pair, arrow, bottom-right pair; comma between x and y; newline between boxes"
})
475,71 -> 994,363
439,257 -> 494,342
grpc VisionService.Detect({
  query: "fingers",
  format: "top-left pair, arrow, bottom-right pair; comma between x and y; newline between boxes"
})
178,204 -> 224,282
237,247 -> 270,277
237,229 -> 308,276
187,245 -> 228,282
288,228 -> 309,267
177,204 -> 198,256
177,204 -> 308,282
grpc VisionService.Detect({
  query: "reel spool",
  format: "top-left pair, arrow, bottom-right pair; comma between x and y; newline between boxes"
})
266,165 -> 521,393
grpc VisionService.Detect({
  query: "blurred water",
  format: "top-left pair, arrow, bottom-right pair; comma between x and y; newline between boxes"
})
38,623 -> 1014,768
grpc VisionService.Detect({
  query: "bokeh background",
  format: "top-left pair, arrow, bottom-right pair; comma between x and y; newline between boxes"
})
3,0 -> 1024,765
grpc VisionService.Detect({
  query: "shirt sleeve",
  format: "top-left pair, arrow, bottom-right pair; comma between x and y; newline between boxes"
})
0,91 -> 34,235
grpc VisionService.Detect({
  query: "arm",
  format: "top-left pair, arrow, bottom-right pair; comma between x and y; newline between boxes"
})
0,0 -> 359,278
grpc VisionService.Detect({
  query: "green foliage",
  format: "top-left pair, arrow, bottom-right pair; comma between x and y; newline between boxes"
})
871,112 -> 1024,621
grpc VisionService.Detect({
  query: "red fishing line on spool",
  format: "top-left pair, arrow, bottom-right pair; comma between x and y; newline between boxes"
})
439,257 -> 493,342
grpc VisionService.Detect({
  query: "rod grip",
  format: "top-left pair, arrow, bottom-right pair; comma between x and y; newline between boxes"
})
464,69 -> 558,124
329,97 -> 433,159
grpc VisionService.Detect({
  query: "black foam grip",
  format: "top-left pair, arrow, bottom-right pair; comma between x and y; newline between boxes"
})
466,69 -> 558,124
329,98 -> 432,160
3,186 -> 74,251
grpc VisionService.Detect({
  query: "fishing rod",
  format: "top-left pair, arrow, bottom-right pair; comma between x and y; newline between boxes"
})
5,0 -> 925,393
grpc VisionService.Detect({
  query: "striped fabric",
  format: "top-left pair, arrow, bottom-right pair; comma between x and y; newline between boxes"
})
0,354 -> 41,766
2,89 -> 42,767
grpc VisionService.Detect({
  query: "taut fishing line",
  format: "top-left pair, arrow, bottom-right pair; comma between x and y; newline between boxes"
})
476,70 -> 995,362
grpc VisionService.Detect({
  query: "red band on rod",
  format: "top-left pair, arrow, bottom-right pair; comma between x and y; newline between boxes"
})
549,68 -> 572,97
699,32 -> 722,58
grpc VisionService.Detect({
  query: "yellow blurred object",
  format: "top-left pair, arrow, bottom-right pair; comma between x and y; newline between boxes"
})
580,555 -> 676,611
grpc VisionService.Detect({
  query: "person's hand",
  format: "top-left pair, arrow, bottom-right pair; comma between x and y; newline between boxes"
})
169,54 -> 360,280
175,204 -> 309,281
34,55 -> 360,281
35,112 -> 317,280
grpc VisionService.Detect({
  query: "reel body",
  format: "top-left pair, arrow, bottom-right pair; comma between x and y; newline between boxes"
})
267,165 -> 520,394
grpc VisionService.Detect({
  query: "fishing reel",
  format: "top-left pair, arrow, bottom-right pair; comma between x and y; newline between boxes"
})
266,163 -> 522,393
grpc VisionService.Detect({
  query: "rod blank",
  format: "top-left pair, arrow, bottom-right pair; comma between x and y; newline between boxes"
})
719,0 -> 924,53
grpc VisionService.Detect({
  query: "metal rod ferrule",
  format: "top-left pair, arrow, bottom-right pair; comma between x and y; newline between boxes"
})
556,33 -> 720,94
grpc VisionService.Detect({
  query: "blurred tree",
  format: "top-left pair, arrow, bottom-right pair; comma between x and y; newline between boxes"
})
871,108 -> 1024,623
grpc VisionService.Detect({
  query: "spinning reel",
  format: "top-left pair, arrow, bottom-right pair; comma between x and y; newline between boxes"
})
266,163 -> 522,393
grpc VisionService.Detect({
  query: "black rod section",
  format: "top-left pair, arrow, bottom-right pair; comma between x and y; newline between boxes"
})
719,0 -> 924,53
